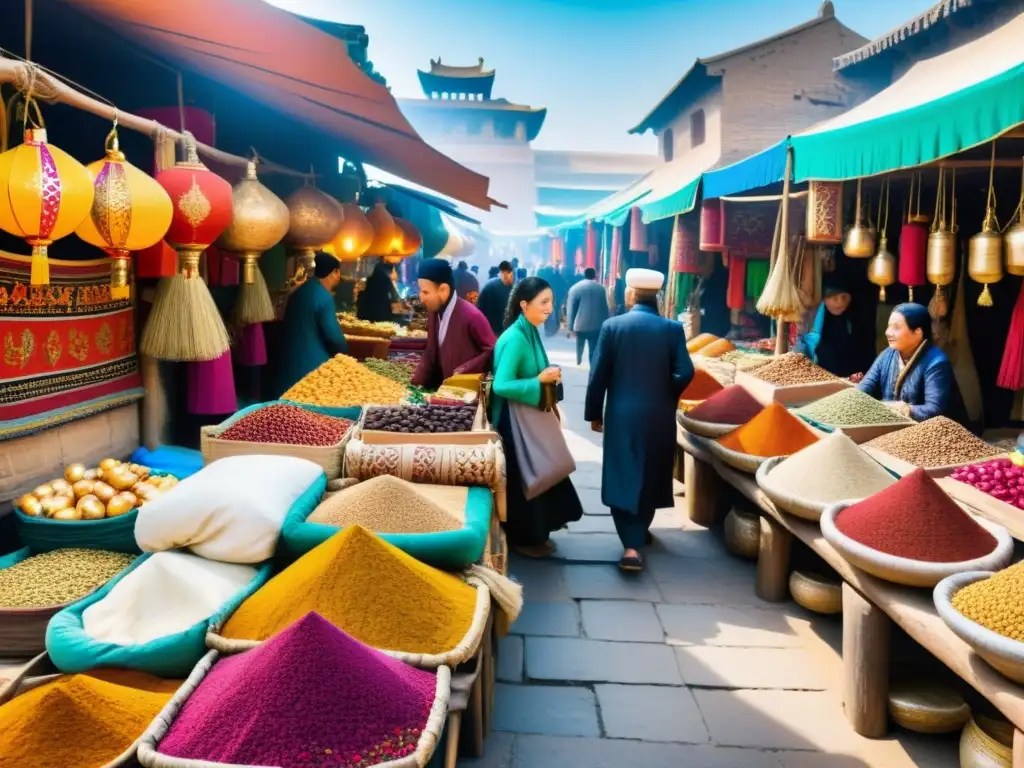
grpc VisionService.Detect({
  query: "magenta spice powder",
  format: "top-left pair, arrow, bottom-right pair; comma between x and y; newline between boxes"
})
157,612 -> 437,767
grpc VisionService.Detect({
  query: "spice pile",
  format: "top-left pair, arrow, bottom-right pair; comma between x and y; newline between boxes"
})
337,313 -> 399,339
951,562 -> 1024,640
751,353 -> 838,386
364,404 -> 477,434
765,432 -> 895,505
718,403 -> 819,458
82,552 -> 258,645
950,458 -> 1024,509
797,388 -> 912,426
362,358 -> 416,387
284,355 -> 408,408
697,338 -> 735,358
686,333 -> 718,354
0,549 -> 135,608
680,369 -> 724,401
222,526 -> 477,655
686,385 -> 764,425
692,357 -> 736,387
309,476 -> 466,533
0,669 -> 180,767
863,417 -> 1002,468
158,613 -> 437,767
16,460 -> 177,520
834,469 -> 996,563
220,404 -> 352,447
721,350 -> 772,372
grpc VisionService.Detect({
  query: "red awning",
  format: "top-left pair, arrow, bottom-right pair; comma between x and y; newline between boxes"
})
58,0 -> 499,210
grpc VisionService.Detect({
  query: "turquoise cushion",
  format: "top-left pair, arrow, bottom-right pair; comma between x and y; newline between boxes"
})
280,485 -> 491,569
46,553 -> 273,678
129,445 -> 203,479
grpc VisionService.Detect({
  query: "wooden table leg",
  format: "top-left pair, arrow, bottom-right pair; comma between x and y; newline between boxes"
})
444,712 -> 462,768
755,515 -> 791,602
683,454 -> 720,528
1014,729 -> 1024,768
842,583 -> 890,738
674,443 -> 686,484
482,629 -> 494,737
464,665 -> 485,757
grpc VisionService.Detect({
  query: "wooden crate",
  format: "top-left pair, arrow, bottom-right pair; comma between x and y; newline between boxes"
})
200,427 -> 348,479
859,445 -> 977,480
735,369 -> 852,408
357,401 -> 496,446
937,477 -> 1024,543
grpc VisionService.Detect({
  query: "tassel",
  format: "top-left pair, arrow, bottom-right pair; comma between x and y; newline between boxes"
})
978,284 -> 994,307
30,244 -> 49,287
234,267 -> 276,326
997,282 -> 1024,390
466,564 -> 523,623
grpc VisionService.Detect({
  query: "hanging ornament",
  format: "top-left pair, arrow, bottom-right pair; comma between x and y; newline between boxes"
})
0,123 -> 94,286
868,179 -> 896,302
927,168 -> 957,319
284,179 -> 343,280
329,200 -> 374,262
699,199 -> 724,251
585,221 -> 598,269
898,172 -> 928,302
217,161 -> 289,326
141,134 -> 232,362
968,143 -> 1003,307
805,181 -> 844,245
77,124 -> 173,299
365,201 -> 400,257
1004,158 -> 1024,276
843,178 -> 875,258
384,217 -> 421,263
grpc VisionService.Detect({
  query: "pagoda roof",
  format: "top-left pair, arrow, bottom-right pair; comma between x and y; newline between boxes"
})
418,57 -> 495,98
401,97 -> 547,141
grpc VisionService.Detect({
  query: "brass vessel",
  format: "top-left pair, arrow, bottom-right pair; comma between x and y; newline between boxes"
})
723,506 -> 760,559
217,162 -> 290,284
960,716 -> 1012,768
284,181 -> 344,281
868,179 -> 896,301
926,167 -> 956,288
888,681 -> 970,734
1005,160 -> 1024,276
843,178 -> 875,258
789,570 -> 841,614
968,145 -> 1003,306
908,172 -> 930,224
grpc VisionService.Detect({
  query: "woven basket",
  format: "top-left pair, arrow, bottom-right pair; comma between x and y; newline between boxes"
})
706,439 -> 773,474
755,457 -> 833,522
821,504 -> 1015,588
960,716 -> 1012,767
205,580 -> 491,669
723,508 -> 760,559
676,411 -> 739,439
789,571 -> 842,615
935,571 -> 1024,686
200,427 -> 347,480
138,650 -> 451,768
887,681 -> 970,734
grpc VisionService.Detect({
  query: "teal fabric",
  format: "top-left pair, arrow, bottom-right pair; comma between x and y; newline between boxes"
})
640,177 -> 701,224
46,554 -> 274,678
490,314 -> 548,425
280,486 -> 492,569
216,401 -> 362,430
271,279 -> 349,398
703,139 -> 790,198
0,547 -> 30,569
128,445 -> 203,479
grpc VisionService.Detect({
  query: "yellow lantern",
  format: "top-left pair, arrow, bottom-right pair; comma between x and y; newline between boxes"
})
0,128 -> 95,286
77,126 -> 173,299
365,201 -> 399,257
329,202 -> 374,262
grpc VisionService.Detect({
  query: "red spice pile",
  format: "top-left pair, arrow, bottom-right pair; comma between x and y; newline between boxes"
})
681,369 -> 725,401
687,385 -> 764,425
834,468 -> 996,563
220,404 -> 353,446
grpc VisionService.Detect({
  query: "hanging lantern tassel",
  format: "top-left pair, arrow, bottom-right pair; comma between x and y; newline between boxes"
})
997,281 -> 1024,391
141,134 -> 233,361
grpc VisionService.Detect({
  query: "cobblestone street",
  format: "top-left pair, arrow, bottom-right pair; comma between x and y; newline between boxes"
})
460,335 -> 960,768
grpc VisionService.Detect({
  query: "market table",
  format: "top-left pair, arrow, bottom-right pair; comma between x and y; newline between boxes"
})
675,426 -> 1024,762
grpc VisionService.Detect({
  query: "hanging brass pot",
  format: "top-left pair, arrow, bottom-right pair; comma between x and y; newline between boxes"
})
844,178 -> 875,258
217,161 -> 290,284
868,179 -> 895,301
927,167 -> 956,288
1006,159 -> 1024,276
968,144 -> 1003,306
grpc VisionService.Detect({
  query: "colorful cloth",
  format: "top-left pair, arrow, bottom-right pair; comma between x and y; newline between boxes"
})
0,252 -> 143,440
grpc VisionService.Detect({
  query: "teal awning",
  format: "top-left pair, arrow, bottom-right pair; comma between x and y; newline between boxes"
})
639,176 -> 701,224
702,139 -> 789,199
791,10 -> 1024,182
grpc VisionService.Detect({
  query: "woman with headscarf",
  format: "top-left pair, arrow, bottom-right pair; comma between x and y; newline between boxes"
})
857,303 -> 967,424
795,276 -> 874,380
356,261 -> 400,323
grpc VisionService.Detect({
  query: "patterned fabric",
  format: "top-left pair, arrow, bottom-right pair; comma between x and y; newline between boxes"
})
0,251 -> 143,439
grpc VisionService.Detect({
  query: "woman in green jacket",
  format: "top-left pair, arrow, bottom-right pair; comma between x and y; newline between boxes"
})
491,277 -> 583,557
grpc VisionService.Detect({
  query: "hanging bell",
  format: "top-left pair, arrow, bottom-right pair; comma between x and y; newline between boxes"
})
843,179 -> 875,258
868,235 -> 896,302
1006,161 -> 1024,276
969,208 -> 1003,307
927,168 -> 955,289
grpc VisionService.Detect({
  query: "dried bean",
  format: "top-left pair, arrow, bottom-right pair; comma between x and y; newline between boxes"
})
364,404 -> 476,434
0,549 -> 135,608
220,405 -> 352,446
864,416 -> 1002,468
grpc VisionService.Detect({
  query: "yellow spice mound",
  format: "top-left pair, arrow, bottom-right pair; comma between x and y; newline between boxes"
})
952,561 -> 1024,641
222,525 -> 478,655
283,354 -> 407,408
0,669 -> 180,767
309,475 -> 466,533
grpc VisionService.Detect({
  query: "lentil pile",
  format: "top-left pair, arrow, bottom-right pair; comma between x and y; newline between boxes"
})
680,368 -> 724,401
863,416 -> 1003,468
222,526 -> 477,655
687,384 -> 764,425
0,669 -> 181,767
834,469 -> 996,562
158,613 -> 437,767
362,358 -> 416,387
751,353 -> 838,386
219,404 -> 353,446
950,458 -> 1024,509
718,402 -> 819,458
797,388 -> 912,426
284,354 -> 407,408
765,431 -> 895,505
0,549 -> 135,608
951,562 -> 1024,640
364,404 -> 477,434
308,476 -> 466,533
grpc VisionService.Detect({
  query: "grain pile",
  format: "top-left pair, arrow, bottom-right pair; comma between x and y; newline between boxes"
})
721,350 -> 772,372
952,562 -> 1024,640
863,417 -> 1002,468
692,356 -> 736,387
752,353 -> 838,386
337,313 -> 399,339
308,476 -> 466,533
363,358 -> 416,386
220,404 -> 353,446
797,388 -> 912,426
0,549 -> 135,608
284,354 -> 407,408
764,431 -> 895,505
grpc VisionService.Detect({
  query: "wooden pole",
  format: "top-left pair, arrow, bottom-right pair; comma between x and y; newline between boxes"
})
755,516 -> 792,602
842,583 -> 891,737
775,147 -> 794,356
683,453 -> 722,528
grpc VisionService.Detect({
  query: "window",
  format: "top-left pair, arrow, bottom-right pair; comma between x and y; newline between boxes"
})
662,128 -> 674,162
691,109 -> 706,148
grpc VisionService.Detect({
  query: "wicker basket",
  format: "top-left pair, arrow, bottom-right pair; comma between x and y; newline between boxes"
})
789,571 -> 842,615
821,504 -> 1015,588
723,508 -> 760,559
676,411 -> 739,439
137,650 -> 451,768
934,571 -> 1024,686
886,681 -> 970,734
705,439 -> 774,474
960,716 -> 1012,767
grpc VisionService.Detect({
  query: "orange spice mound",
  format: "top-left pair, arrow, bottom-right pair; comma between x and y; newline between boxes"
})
687,333 -> 718,354
717,402 -> 819,457
698,339 -> 736,359
680,368 -> 725,401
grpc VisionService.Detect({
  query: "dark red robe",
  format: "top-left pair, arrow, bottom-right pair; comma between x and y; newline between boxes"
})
412,298 -> 496,389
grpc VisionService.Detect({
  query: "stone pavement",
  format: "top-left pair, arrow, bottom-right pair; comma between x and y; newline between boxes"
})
460,334 -> 960,768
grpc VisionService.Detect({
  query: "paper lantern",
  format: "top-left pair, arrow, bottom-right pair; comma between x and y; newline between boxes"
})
393,217 -> 422,258
284,183 -> 343,277
585,221 -> 598,269
330,202 -> 374,262
365,201 -> 399,257
77,127 -> 173,299
699,199 -> 724,251
440,228 -> 464,258
0,128 -> 94,286
629,207 -> 648,252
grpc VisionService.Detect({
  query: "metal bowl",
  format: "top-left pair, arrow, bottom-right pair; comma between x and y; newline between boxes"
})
789,570 -> 842,615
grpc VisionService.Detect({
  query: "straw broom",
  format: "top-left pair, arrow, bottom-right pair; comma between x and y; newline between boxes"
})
233,265 -> 276,326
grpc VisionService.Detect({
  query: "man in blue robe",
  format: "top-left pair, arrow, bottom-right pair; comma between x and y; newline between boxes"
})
585,268 -> 693,571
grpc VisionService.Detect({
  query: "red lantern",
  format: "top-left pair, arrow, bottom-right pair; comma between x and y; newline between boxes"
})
629,207 -> 648,252
156,143 -> 233,265
700,199 -> 725,252
585,221 -> 598,270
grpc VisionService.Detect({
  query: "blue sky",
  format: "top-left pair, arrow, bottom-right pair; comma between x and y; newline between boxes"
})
271,0 -> 933,154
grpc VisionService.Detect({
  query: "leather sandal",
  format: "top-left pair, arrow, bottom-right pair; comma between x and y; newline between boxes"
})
619,552 -> 644,572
